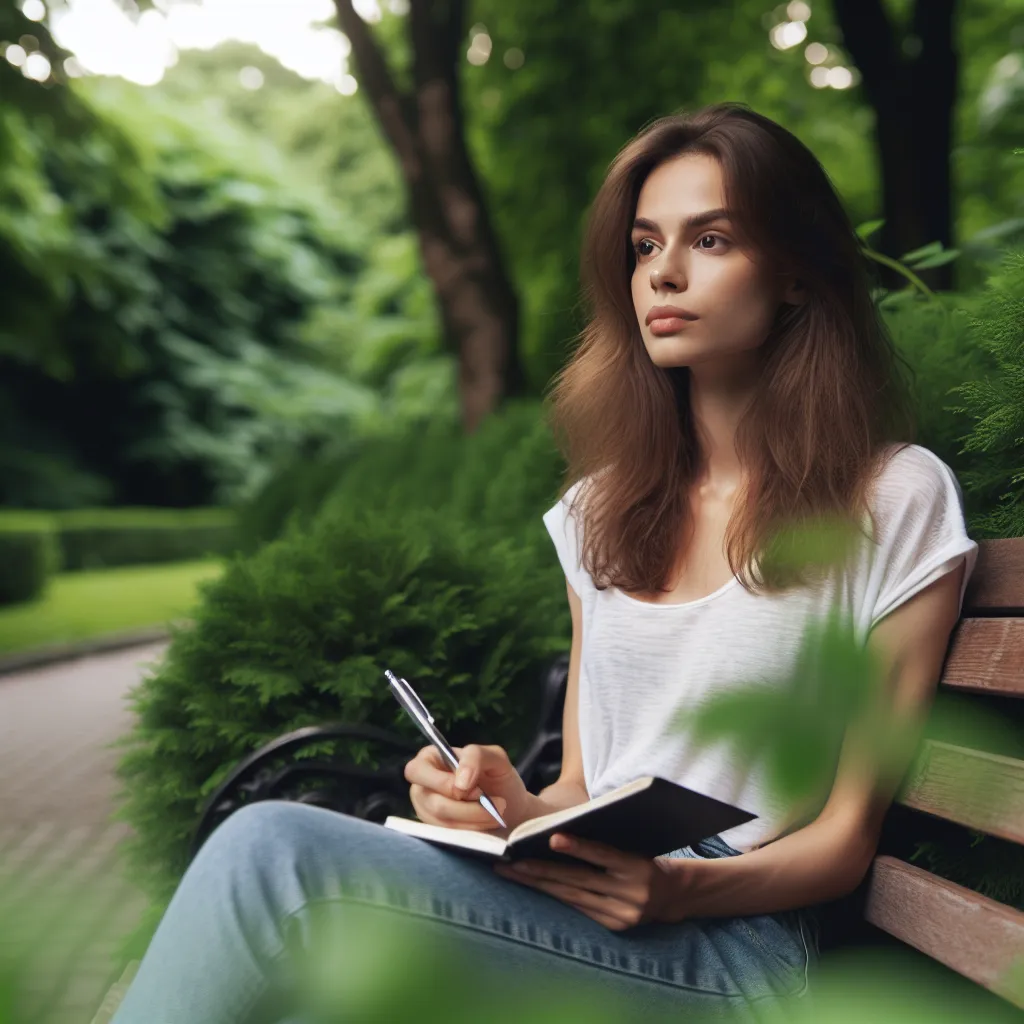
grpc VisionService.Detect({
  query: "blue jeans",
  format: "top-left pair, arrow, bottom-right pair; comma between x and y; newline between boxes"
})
112,801 -> 818,1023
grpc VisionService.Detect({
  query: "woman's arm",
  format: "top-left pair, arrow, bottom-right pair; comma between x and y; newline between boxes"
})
522,579 -> 590,818
664,558 -> 967,920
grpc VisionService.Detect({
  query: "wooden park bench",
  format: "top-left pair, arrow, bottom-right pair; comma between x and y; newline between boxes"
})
860,536 -> 1024,1007
190,536 -> 1024,1012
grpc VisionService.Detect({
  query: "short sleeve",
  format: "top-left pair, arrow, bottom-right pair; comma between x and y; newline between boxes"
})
542,479 -> 589,596
867,446 -> 979,632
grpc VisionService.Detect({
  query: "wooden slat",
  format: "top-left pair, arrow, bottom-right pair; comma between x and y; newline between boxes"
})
940,618 -> 1024,696
865,856 -> 1024,1007
964,538 -> 1024,615
897,740 -> 1024,844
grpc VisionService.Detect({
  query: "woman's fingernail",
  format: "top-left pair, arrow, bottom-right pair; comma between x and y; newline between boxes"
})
454,767 -> 470,789
494,797 -> 507,813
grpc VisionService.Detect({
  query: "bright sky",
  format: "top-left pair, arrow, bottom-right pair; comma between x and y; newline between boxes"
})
46,0 -> 407,91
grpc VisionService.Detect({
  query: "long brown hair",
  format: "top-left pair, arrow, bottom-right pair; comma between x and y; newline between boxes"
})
543,102 -> 916,597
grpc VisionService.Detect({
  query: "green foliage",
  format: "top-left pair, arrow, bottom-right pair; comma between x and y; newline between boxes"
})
240,399 -> 564,552
0,517 -> 59,605
910,825 -> 1024,911
52,507 -> 237,571
879,287 -> 1000,520
233,440 -> 361,554
117,493 -> 569,899
0,56 -> 441,510
948,249 -> 1024,539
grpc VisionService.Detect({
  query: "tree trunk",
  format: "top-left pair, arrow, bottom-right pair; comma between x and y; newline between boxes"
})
334,0 -> 524,433
832,0 -> 959,292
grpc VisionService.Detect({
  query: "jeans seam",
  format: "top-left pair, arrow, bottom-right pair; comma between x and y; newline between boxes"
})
739,912 -> 812,1000
278,894 -> 787,1003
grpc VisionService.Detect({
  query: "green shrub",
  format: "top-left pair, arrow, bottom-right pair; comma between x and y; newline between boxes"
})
117,498 -> 570,900
233,439 -> 362,554
948,249 -> 1024,539
0,516 -> 60,606
232,421 -> 462,555
53,508 -> 238,571
881,288 -> 998,520
242,399 -> 568,554
462,401 -> 567,537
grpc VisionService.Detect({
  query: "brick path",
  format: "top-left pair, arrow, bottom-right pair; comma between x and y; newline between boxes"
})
0,641 -> 169,1024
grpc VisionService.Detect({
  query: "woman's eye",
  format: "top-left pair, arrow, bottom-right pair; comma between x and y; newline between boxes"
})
633,239 -> 655,258
697,233 -> 728,251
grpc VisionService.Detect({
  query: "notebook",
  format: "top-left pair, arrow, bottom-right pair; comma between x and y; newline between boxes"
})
384,776 -> 756,864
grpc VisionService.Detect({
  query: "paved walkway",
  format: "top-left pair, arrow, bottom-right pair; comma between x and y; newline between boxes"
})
0,641 -> 169,1024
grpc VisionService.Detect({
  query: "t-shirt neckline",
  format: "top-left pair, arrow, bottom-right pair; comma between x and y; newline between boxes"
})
610,575 -> 741,610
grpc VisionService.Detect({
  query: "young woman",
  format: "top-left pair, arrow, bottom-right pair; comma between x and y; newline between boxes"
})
111,103 -> 978,1022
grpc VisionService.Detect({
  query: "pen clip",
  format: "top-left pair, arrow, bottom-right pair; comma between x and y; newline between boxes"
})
399,676 -> 434,724
384,669 -> 434,726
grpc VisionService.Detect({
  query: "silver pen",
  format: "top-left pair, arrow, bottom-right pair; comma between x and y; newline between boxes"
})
384,669 -> 507,828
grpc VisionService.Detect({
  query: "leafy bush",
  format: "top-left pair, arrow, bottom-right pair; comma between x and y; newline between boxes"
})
0,515 -> 59,606
117,497 -> 570,899
233,435 -> 365,554
880,251 -> 1024,539
880,289 -> 996,494
241,399 -> 566,553
52,507 -> 237,571
0,68 -> 429,510
948,249 -> 1024,539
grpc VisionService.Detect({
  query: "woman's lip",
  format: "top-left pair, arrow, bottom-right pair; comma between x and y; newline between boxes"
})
648,316 -> 697,336
646,307 -> 698,324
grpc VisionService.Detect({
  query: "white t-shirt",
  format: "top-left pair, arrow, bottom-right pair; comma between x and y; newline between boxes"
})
541,444 -> 979,852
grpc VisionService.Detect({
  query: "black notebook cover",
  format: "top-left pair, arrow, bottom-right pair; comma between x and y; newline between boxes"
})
506,777 -> 756,862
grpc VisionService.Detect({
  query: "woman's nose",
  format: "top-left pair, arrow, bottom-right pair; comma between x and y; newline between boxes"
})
650,265 -> 681,291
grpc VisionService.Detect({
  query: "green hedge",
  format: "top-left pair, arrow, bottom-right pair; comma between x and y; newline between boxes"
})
0,507 -> 237,576
53,508 -> 237,571
0,516 -> 60,606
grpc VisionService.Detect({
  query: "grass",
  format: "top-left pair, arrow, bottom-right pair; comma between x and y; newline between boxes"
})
0,559 -> 224,655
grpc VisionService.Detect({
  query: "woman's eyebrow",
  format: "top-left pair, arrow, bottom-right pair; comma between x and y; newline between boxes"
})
632,209 -> 732,233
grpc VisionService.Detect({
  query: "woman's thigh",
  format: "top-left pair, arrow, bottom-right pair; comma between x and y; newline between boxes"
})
236,802 -> 814,1016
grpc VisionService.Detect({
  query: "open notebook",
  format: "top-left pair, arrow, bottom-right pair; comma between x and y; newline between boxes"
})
385,776 -> 755,864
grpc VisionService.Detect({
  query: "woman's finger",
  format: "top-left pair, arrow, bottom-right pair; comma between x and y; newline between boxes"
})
548,833 -> 636,872
410,785 -> 506,829
567,902 -> 628,931
405,749 -> 483,801
498,870 -> 639,930
498,859 -> 630,899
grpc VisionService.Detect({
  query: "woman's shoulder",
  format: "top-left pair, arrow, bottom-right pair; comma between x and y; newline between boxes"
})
870,443 -> 964,505
549,467 -> 609,513
867,442 -> 969,544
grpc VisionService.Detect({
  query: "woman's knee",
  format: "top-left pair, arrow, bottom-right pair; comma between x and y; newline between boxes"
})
194,801 -> 346,879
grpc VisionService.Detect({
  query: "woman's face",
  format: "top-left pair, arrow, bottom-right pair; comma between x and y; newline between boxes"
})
630,153 -> 803,373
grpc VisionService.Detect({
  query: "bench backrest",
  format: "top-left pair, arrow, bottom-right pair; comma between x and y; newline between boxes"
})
864,537 -> 1024,1006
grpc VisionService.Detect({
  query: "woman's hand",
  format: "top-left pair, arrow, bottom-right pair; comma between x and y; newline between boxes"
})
493,833 -> 684,931
404,743 -> 531,832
